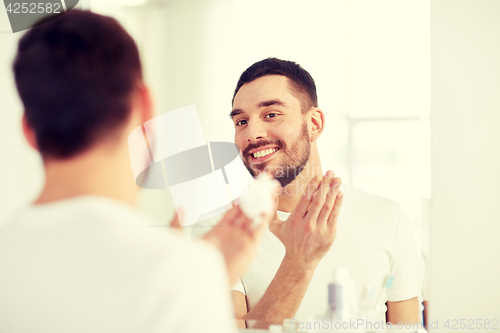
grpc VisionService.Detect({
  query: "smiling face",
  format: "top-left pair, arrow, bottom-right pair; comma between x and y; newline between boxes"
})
231,75 -> 312,187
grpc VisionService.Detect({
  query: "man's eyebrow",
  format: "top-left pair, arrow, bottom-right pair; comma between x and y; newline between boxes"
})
229,99 -> 286,118
258,99 -> 286,108
229,109 -> 243,118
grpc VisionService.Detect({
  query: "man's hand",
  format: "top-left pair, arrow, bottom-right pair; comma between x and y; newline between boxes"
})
230,172 -> 343,327
269,171 -> 343,268
202,205 -> 273,286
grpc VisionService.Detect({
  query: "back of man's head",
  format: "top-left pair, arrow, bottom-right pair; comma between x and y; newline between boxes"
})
232,57 -> 318,113
13,10 -> 142,159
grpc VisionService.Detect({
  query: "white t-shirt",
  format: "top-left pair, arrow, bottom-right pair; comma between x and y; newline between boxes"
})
0,196 -> 236,333
192,186 -> 425,323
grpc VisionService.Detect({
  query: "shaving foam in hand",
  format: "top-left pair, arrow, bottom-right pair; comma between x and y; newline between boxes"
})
238,173 -> 279,227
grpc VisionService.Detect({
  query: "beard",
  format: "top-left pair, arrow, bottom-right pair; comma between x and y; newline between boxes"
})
242,121 -> 311,187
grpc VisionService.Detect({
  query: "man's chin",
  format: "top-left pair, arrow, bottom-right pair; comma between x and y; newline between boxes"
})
248,168 -> 272,178
246,165 -> 301,188
275,176 -> 298,188
246,161 -> 273,175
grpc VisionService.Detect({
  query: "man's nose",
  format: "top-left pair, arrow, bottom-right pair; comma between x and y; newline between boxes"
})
246,120 -> 267,142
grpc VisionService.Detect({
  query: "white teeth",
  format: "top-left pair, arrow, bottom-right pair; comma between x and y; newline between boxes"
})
252,148 -> 278,159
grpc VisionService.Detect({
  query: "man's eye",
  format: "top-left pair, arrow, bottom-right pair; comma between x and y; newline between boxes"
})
265,113 -> 277,119
236,119 -> 247,126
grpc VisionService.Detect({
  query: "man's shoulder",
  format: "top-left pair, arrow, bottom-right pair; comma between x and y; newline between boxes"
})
1,195 -> 218,262
342,183 -> 401,208
0,196 -> 227,294
74,196 -> 222,262
340,184 -> 404,225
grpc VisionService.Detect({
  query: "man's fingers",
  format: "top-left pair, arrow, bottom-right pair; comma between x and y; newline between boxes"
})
327,184 -> 344,229
237,210 -> 254,232
219,205 -> 241,226
288,175 -> 322,221
305,171 -> 334,223
220,204 -> 254,230
317,177 -> 342,226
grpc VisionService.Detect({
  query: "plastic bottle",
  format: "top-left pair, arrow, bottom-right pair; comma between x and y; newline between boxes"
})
328,267 -> 350,322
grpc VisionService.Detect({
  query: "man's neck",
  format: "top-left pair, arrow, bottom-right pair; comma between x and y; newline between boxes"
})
35,143 -> 137,206
277,149 -> 323,213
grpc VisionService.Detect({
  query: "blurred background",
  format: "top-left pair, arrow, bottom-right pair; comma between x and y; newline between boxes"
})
0,0 -> 498,331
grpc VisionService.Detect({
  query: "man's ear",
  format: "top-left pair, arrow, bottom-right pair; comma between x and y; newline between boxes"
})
22,114 -> 38,151
137,84 -> 154,124
308,107 -> 325,142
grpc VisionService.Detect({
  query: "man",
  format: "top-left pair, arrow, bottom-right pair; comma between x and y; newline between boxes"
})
0,10 -> 272,333
228,58 -> 424,328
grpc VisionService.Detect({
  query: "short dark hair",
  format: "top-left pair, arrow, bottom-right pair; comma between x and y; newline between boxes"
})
13,10 -> 142,159
232,58 -> 318,113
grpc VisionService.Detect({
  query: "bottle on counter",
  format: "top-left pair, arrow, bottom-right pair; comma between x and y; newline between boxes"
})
328,267 -> 350,322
